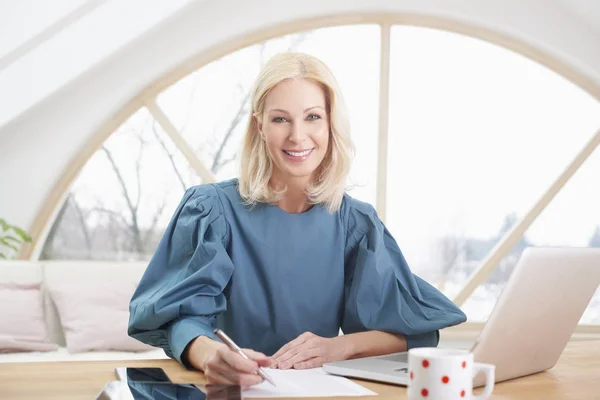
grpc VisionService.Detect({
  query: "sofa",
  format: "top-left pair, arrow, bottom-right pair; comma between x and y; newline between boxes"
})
0,260 -> 168,363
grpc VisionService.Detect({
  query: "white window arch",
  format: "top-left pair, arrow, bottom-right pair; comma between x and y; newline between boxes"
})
38,21 -> 600,328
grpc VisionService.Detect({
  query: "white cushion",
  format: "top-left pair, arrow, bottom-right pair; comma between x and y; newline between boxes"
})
0,261 -> 166,360
43,261 -> 153,353
0,261 -> 58,352
0,261 -> 64,346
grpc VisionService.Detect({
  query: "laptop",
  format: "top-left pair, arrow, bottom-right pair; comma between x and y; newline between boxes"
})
323,247 -> 600,386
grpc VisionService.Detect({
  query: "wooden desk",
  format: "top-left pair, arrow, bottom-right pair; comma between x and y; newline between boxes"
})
0,340 -> 598,399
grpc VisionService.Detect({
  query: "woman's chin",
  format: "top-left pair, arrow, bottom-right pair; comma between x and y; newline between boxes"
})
273,156 -> 324,180
282,165 -> 319,179
286,170 -> 316,179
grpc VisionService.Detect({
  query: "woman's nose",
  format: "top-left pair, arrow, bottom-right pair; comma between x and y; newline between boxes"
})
289,121 -> 308,143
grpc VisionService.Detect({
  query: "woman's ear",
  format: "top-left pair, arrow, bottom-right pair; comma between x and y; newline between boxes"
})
253,113 -> 264,138
252,113 -> 263,136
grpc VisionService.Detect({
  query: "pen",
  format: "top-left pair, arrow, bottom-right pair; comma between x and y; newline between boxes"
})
213,328 -> 276,387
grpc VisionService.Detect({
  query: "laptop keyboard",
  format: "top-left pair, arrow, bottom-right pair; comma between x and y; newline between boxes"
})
377,353 -> 409,363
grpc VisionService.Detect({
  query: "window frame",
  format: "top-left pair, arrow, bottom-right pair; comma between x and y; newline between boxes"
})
23,15 -> 600,333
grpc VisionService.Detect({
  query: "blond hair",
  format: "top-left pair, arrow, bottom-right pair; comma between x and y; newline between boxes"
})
238,52 -> 355,213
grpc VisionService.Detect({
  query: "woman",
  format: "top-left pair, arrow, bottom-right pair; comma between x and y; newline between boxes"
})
128,52 -> 466,387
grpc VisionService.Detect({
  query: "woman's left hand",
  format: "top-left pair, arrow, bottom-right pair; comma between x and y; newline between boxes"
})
271,332 -> 351,370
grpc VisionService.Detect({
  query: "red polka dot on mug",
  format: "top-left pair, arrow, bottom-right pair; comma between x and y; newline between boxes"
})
407,347 -> 495,400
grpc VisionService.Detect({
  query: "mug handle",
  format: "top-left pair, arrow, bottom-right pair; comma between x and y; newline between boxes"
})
472,363 -> 495,400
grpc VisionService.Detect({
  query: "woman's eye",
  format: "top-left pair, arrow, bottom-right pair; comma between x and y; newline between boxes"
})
307,114 -> 321,121
272,117 -> 287,123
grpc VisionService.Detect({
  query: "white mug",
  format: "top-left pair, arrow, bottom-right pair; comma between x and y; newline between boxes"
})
407,348 -> 495,400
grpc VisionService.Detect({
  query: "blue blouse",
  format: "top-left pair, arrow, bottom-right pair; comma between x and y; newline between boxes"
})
128,179 -> 466,365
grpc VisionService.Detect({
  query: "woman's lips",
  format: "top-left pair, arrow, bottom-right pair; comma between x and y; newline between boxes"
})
282,148 -> 314,162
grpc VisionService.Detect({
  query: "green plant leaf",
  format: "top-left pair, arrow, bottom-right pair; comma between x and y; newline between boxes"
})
0,219 -> 9,231
0,238 -> 18,252
11,227 -> 32,242
0,253 -> 6,259
3,236 -> 21,244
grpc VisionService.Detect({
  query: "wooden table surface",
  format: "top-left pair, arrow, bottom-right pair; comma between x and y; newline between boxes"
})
0,340 -> 598,399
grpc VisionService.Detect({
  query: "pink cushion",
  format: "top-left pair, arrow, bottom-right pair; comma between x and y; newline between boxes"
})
0,282 -> 58,352
45,266 -> 154,353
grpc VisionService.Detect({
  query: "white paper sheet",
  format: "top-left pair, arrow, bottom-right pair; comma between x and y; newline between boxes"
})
242,367 -> 377,398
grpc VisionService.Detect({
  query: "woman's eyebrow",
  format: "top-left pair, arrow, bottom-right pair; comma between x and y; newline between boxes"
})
267,106 -> 325,114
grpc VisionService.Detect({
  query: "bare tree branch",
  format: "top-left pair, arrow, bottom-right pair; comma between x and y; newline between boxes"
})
101,146 -> 144,253
142,199 -> 168,246
134,134 -> 145,213
70,194 -> 92,258
152,120 -> 187,192
89,206 -> 130,227
179,74 -> 202,133
101,147 -> 134,219
214,153 -> 237,173
440,236 -> 464,276
211,90 -> 251,173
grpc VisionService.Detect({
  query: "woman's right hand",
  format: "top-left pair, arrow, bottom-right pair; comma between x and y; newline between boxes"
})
204,346 -> 274,387
188,337 -> 275,388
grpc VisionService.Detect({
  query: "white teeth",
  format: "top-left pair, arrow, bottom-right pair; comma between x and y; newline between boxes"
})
284,149 -> 311,157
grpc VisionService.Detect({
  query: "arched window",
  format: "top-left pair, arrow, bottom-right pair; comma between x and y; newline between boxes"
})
39,22 -> 600,326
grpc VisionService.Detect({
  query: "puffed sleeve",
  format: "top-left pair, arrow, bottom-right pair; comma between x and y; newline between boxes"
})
128,184 -> 233,365
342,199 -> 467,350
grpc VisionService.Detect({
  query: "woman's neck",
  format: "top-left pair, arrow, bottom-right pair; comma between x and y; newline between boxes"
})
270,174 -> 312,214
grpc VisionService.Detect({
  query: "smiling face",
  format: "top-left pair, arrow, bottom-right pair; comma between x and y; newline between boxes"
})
256,78 -> 330,185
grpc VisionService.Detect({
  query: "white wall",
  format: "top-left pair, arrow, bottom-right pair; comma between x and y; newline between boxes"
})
0,0 -> 89,59
0,0 -> 599,236
0,0 -> 196,128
